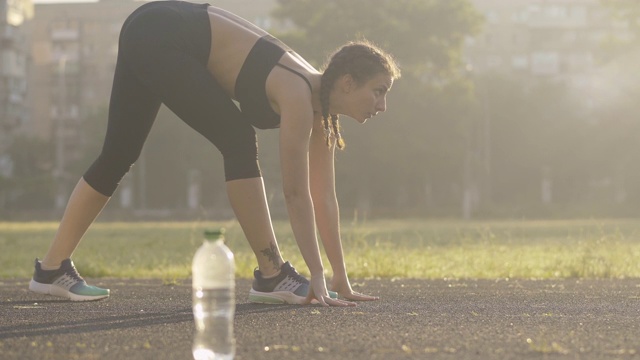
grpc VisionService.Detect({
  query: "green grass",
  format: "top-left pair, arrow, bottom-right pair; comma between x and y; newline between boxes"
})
1,219 -> 640,280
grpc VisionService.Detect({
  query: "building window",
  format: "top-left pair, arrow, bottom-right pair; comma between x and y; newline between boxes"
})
487,55 -> 503,68
570,6 -> 587,22
511,10 -> 529,24
254,16 -> 272,30
531,52 -> 559,75
512,56 -> 528,70
486,10 -> 499,24
70,105 -> 79,119
547,5 -> 567,19
563,30 -> 577,43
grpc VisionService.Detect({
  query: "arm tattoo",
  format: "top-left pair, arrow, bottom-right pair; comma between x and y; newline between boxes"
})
260,243 -> 281,271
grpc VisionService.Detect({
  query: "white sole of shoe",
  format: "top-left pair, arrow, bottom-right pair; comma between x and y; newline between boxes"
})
29,280 -> 109,301
248,288 -> 305,304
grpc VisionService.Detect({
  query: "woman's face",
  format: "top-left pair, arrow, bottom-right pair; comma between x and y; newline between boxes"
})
342,73 -> 393,124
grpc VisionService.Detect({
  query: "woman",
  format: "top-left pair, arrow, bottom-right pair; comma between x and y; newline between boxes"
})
29,1 -> 400,306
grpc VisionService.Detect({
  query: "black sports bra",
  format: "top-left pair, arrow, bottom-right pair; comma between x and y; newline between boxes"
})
234,35 -> 312,129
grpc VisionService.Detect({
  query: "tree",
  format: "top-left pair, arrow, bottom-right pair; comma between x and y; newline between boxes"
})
274,0 -> 481,76
273,0 -> 483,215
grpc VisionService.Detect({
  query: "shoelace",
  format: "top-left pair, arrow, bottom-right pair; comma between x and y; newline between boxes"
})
284,264 -> 308,284
63,263 -> 85,282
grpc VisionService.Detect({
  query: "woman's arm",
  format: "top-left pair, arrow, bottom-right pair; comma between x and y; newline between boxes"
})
308,115 -> 379,301
278,95 -> 322,276
308,116 -> 345,278
276,84 -> 354,307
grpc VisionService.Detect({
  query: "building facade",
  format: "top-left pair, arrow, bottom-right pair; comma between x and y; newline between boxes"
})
465,0 -> 633,86
0,0 -> 33,179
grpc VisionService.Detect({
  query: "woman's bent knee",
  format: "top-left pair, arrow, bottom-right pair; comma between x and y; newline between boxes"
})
83,154 -> 135,196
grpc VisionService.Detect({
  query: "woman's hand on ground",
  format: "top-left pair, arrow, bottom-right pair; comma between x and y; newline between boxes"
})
304,274 -> 356,307
330,279 -> 380,301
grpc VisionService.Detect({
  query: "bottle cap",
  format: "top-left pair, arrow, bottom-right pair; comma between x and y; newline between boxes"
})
203,228 -> 225,240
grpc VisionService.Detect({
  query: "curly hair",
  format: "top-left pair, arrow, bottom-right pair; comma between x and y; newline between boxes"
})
320,40 -> 401,149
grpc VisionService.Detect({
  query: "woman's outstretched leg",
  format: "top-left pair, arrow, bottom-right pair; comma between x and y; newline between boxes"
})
29,178 -> 112,301
29,10 -> 161,301
40,178 -> 110,269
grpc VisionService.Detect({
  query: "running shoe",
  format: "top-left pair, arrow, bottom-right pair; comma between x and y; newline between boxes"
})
29,258 -> 110,301
248,261 -> 337,304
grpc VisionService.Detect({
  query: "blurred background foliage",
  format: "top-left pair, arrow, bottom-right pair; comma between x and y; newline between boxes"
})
3,0 -> 640,220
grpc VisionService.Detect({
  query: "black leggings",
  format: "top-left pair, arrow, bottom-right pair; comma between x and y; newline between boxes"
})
83,1 -> 260,197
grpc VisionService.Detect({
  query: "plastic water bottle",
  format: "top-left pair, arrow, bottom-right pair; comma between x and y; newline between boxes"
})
192,229 -> 235,360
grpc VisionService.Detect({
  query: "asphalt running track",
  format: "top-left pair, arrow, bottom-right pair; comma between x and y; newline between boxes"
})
1,278 -> 639,359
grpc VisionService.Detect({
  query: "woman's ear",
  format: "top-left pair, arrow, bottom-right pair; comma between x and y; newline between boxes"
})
338,74 -> 355,94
